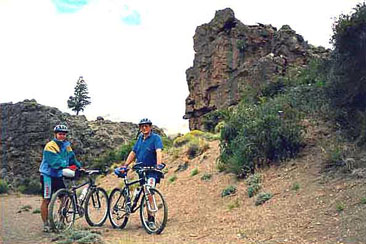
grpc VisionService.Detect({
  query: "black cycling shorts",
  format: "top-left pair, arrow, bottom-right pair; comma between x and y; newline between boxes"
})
40,174 -> 65,199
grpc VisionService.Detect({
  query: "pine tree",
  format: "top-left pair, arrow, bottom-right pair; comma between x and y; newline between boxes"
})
67,76 -> 91,115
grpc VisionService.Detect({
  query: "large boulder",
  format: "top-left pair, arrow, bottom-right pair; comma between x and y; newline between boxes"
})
0,99 -> 164,188
184,8 -> 329,130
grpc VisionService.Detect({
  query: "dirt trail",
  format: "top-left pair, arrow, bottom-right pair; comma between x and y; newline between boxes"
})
1,138 -> 366,244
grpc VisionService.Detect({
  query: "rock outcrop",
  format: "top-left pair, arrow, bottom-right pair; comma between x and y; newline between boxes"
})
184,8 -> 329,130
0,99 -> 163,188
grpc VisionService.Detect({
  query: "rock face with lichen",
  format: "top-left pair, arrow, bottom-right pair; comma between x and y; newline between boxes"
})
0,99 -> 164,188
184,8 -> 329,130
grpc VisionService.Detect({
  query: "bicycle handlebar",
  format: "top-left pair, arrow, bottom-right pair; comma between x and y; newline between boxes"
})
132,162 -> 166,171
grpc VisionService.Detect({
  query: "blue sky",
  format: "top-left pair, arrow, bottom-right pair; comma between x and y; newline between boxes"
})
52,0 -> 141,25
0,0 -> 362,134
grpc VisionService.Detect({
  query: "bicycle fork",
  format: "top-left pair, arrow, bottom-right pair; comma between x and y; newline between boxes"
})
144,186 -> 158,212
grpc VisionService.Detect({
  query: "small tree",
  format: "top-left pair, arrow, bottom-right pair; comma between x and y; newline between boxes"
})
67,76 -> 91,115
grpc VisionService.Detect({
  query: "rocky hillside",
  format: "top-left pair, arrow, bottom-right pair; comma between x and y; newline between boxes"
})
184,8 -> 329,130
0,99 -> 156,188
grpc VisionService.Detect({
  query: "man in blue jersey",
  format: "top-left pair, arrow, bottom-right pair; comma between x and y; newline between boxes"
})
39,124 -> 81,232
122,118 -> 164,228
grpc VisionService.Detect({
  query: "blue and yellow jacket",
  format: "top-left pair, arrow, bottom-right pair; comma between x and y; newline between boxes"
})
39,139 -> 81,177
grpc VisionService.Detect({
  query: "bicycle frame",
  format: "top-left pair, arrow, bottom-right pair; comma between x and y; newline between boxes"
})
119,166 -> 159,214
64,171 -> 100,217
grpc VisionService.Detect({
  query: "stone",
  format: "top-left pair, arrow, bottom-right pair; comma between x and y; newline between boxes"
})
0,100 -> 166,188
184,8 -> 330,130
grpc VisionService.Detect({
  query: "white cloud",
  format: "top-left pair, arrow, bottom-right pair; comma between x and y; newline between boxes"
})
0,0 -> 362,134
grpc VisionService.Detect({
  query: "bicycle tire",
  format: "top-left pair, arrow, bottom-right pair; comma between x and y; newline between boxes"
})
48,188 -> 76,232
140,188 -> 168,234
108,187 -> 130,229
84,187 -> 109,226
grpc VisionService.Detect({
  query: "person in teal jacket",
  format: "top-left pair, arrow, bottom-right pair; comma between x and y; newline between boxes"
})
39,124 -> 82,232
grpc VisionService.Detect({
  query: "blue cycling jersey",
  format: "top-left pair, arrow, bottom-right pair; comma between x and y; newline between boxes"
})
133,132 -> 163,167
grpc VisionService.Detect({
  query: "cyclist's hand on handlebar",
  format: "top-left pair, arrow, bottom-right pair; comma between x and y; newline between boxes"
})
114,166 -> 127,176
68,165 -> 78,171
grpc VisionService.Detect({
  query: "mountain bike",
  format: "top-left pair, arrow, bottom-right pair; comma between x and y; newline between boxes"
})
48,169 -> 109,232
108,163 -> 168,234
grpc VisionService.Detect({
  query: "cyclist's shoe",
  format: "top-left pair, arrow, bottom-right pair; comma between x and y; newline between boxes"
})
43,223 -> 51,233
147,216 -> 156,229
148,221 -> 156,230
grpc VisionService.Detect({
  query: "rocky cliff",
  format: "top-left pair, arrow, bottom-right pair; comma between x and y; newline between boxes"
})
0,99 -> 161,188
184,8 -> 329,130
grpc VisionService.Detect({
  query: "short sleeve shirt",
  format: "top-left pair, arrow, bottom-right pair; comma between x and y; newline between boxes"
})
133,132 -> 163,166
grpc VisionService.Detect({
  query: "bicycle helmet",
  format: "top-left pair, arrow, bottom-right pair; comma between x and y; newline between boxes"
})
54,124 -> 69,133
138,118 -> 152,126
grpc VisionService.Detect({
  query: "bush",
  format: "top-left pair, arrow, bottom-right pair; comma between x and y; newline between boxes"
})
201,173 -> 212,181
291,182 -> 300,191
255,192 -> 273,206
360,197 -> 366,204
219,95 -> 304,177
162,136 -> 173,149
91,139 -> 135,170
246,174 -> 262,198
54,229 -> 104,244
326,3 -> 366,143
0,179 -> 9,194
336,202 -> 345,212
190,168 -> 199,177
168,175 -> 177,183
221,185 -> 236,197
18,178 -> 41,195
202,110 -> 229,133
187,140 -> 200,159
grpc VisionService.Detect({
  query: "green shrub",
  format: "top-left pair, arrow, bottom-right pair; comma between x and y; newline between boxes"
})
190,168 -> 199,177
326,3 -> 366,143
246,173 -> 262,197
173,133 -> 195,147
54,229 -> 103,244
219,95 -> 304,177
168,175 -> 177,183
360,197 -> 366,204
91,139 -> 136,170
201,173 -> 212,181
336,202 -> 345,212
187,140 -> 200,159
18,178 -> 42,195
202,110 -> 229,133
221,185 -> 236,197
0,179 -> 9,194
291,182 -> 300,191
32,208 -> 41,214
255,192 -> 273,206
228,198 -> 240,210
20,205 -> 32,211
162,136 -> 173,149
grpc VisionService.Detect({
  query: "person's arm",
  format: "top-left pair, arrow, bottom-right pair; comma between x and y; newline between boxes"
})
156,149 -> 162,165
67,146 -> 82,168
123,151 -> 136,167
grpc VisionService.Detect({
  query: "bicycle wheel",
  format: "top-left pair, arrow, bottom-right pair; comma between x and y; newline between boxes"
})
108,187 -> 130,229
85,187 -> 109,226
48,188 -> 76,232
140,188 -> 168,234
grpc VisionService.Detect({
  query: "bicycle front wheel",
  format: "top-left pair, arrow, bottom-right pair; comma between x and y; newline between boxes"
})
48,188 -> 76,232
108,188 -> 129,229
140,188 -> 168,234
85,187 -> 109,226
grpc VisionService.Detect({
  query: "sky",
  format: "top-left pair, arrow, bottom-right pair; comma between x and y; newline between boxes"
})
0,0 -> 363,135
